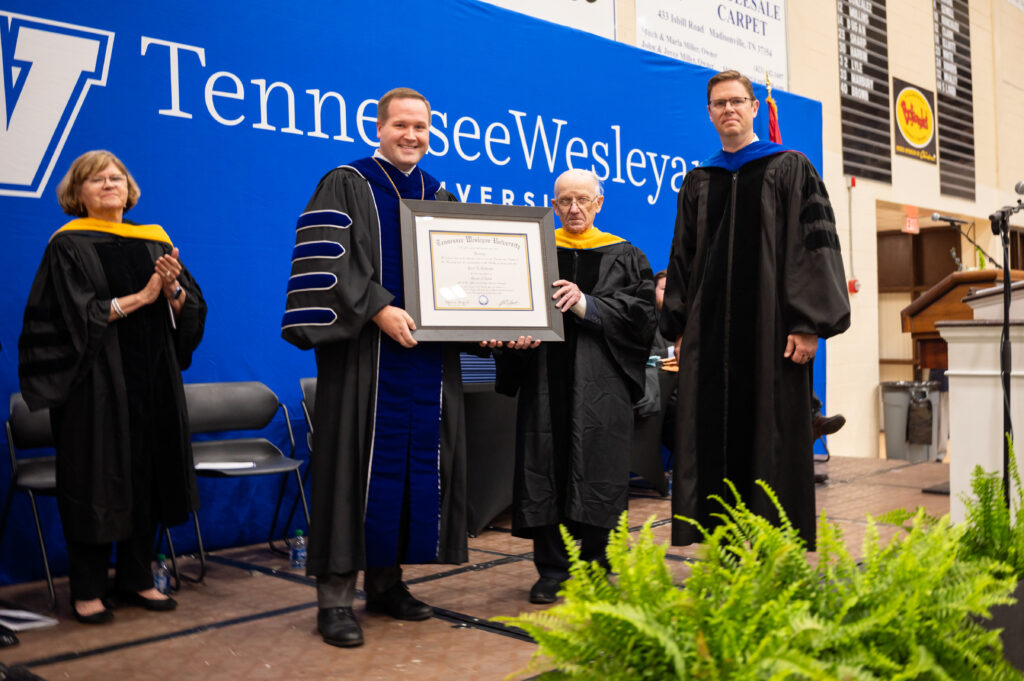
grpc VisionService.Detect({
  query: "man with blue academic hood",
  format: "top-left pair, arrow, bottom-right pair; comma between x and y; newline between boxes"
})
661,70 -> 850,551
281,87 -> 468,648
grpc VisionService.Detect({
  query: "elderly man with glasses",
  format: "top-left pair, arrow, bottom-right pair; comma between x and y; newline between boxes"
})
660,70 -> 850,551
492,168 -> 657,604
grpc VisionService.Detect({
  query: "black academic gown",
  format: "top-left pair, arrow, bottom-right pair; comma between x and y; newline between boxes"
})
18,222 -> 206,544
281,160 -> 468,577
661,147 -> 850,549
496,232 -> 656,536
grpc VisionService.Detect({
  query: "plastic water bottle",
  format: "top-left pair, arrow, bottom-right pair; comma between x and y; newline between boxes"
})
153,553 -> 170,595
289,530 -> 307,569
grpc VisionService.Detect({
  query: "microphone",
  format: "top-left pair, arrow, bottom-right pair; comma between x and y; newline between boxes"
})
1014,180 -> 1024,195
931,212 -> 968,224
990,206 -> 1017,233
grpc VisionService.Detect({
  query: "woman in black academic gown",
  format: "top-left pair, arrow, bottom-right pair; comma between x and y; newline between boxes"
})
18,150 -> 206,624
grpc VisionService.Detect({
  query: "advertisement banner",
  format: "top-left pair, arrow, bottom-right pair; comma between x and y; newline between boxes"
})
892,77 -> 937,164
635,0 -> 788,88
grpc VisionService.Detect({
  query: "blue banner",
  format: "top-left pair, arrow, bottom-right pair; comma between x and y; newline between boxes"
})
0,0 -> 824,585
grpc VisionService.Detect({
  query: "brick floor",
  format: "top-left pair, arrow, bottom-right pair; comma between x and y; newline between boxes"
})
0,457 -> 949,681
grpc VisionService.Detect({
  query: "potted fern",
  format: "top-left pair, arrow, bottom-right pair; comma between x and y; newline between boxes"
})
498,480 -> 1021,680
960,436 -> 1024,670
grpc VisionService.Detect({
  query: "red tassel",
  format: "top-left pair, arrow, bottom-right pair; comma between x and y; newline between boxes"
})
767,96 -> 782,144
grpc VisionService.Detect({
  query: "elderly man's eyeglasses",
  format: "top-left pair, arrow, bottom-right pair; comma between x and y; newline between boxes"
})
555,196 -> 597,209
709,97 -> 754,111
85,174 -> 126,186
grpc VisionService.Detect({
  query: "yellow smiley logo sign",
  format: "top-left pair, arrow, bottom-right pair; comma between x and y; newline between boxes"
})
895,87 -> 934,148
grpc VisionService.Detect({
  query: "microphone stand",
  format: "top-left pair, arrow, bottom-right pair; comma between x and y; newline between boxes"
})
988,200 -> 1022,504
937,221 -> 1002,269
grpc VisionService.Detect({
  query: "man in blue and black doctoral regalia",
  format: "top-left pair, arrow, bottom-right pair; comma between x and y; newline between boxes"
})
661,70 -> 850,551
281,87 -> 467,648
494,169 -> 657,604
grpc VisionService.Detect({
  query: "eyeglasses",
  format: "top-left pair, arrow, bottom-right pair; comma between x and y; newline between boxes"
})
85,174 -> 126,186
708,97 -> 755,111
555,196 -> 597,209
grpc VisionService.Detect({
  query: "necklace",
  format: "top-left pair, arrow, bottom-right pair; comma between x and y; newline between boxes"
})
372,158 -> 425,200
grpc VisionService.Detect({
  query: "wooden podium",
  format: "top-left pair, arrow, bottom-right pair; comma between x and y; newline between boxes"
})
901,269 -> 1024,370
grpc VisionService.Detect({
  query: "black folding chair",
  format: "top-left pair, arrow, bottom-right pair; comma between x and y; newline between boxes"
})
271,378 -> 316,548
1,394 -> 57,610
184,381 -> 310,581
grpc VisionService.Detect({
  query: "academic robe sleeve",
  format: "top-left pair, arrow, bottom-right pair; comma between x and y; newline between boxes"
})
18,235 -> 112,410
588,245 -> 658,403
173,261 -> 206,370
281,168 -> 395,350
660,173 -> 704,342
776,154 -> 851,339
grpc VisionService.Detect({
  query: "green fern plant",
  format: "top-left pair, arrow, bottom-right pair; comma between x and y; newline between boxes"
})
498,479 -> 1021,680
496,514 -> 692,680
960,435 -> 1024,578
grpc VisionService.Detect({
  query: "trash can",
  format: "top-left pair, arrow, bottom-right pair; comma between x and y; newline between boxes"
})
880,381 -> 941,463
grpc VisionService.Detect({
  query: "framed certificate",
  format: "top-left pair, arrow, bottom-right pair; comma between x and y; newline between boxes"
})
399,200 -> 564,342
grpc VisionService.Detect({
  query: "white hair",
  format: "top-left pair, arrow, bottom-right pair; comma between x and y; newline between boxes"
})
554,168 -> 603,197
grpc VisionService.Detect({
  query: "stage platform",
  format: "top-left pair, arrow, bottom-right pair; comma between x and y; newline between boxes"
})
0,456 -> 950,681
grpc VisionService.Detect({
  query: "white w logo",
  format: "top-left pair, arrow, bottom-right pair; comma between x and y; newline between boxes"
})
0,12 -> 113,198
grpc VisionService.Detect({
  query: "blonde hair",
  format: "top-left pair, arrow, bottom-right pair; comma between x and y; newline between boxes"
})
56,150 -> 140,217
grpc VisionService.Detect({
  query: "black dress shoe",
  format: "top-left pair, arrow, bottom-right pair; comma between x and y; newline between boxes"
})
812,413 -> 846,440
317,607 -> 363,647
365,583 -> 432,621
107,590 -> 177,612
529,577 -> 563,604
72,605 -> 114,624
0,623 -> 18,648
